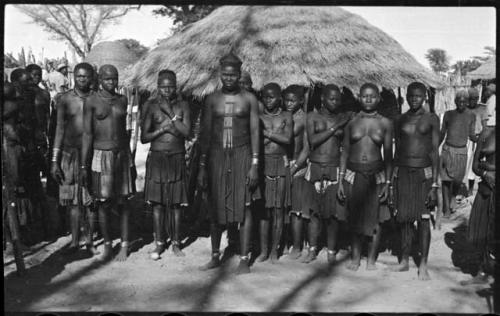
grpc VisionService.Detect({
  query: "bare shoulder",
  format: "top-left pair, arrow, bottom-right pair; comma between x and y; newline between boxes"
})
425,112 -> 439,123
283,110 -> 293,120
242,89 -> 258,103
178,99 -> 190,111
380,115 -> 393,128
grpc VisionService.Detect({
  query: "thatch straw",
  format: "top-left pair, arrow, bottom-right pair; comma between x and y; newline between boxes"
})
467,57 -> 496,80
85,41 -> 140,76
123,6 -> 443,98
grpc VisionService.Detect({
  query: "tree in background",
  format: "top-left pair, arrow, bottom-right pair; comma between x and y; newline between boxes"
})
152,5 -> 219,33
117,39 -> 149,58
425,48 -> 450,74
451,59 -> 482,76
16,5 -> 139,59
472,46 -> 496,62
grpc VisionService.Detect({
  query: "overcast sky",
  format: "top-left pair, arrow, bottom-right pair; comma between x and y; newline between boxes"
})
4,5 -> 496,68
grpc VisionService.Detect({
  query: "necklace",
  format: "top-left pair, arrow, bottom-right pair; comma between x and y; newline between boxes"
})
359,111 -> 379,118
265,107 -> 283,116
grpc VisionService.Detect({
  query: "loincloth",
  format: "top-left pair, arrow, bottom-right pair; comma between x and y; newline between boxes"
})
144,151 -> 188,208
343,161 -> 390,236
393,165 -> 432,223
59,147 -> 92,206
263,154 -> 291,209
208,144 -> 261,225
440,143 -> 467,182
308,161 -> 345,220
91,148 -> 136,201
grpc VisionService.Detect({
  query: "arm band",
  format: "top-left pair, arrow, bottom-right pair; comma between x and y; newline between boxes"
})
51,148 -> 61,162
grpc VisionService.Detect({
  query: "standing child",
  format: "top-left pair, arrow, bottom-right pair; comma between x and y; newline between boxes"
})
284,85 -> 312,260
256,83 -> 293,263
306,84 -> 350,264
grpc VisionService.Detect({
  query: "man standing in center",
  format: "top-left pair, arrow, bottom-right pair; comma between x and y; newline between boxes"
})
197,53 -> 260,274
141,70 -> 191,260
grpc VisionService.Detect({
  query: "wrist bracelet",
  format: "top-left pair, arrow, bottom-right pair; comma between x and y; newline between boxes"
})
80,165 -> 87,169
171,115 -> 178,122
199,162 -> 206,167
482,171 -> 487,177
251,157 -> 259,165
431,182 -> 439,188
386,180 -> 391,184
52,148 -> 61,162
252,153 -> 259,158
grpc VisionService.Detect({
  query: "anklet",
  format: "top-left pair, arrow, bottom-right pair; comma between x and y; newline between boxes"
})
104,241 -> 112,245
327,249 -> 335,254
156,241 -> 164,246
212,250 -> 220,257
240,255 -> 249,261
121,241 -> 129,247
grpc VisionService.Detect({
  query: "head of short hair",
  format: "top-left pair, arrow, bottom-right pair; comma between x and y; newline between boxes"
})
283,84 -> 305,98
26,64 -> 42,74
407,82 -> 427,94
10,68 -> 28,83
158,69 -> 176,84
98,64 -> 118,77
467,87 -> 479,98
360,82 -> 379,95
262,82 -> 282,96
322,84 -> 341,97
487,83 -> 496,94
219,52 -> 243,69
455,89 -> 469,100
73,62 -> 94,76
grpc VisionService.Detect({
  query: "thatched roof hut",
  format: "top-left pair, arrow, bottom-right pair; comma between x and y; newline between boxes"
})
85,40 -> 141,76
123,6 -> 442,98
468,57 -> 496,79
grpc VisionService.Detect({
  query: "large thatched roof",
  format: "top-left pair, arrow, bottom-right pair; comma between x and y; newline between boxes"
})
85,41 -> 140,76
123,6 -> 443,97
468,57 -> 496,79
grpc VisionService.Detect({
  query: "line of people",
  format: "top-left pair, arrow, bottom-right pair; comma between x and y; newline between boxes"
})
3,53 -> 495,284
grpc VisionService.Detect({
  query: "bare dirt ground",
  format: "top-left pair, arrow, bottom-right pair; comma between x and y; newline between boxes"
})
3,145 -> 494,313
4,198 -> 494,314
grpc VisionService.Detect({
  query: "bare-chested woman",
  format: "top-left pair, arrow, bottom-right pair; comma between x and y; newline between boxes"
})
197,53 -> 260,274
338,83 -> 393,271
141,70 -> 191,260
51,63 -> 98,255
256,83 -> 293,263
307,84 -> 351,264
390,82 -> 439,280
81,65 -> 136,261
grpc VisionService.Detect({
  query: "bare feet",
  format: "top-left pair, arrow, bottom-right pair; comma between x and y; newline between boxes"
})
256,252 -> 269,262
460,272 -> 488,285
85,244 -> 100,256
327,251 -> 336,264
115,245 -> 129,262
150,243 -> 165,260
235,258 -> 250,275
302,248 -> 317,263
61,244 -> 79,256
389,260 -> 409,272
366,262 -> 378,270
418,264 -> 431,281
199,255 -> 221,271
100,243 -> 113,261
172,243 -> 185,257
346,260 -> 360,271
288,247 -> 302,260
270,251 -> 278,264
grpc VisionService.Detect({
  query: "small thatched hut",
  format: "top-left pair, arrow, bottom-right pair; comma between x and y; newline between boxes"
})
85,40 -> 141,76
123,6 -> 442,98
468,57 -> 496,80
